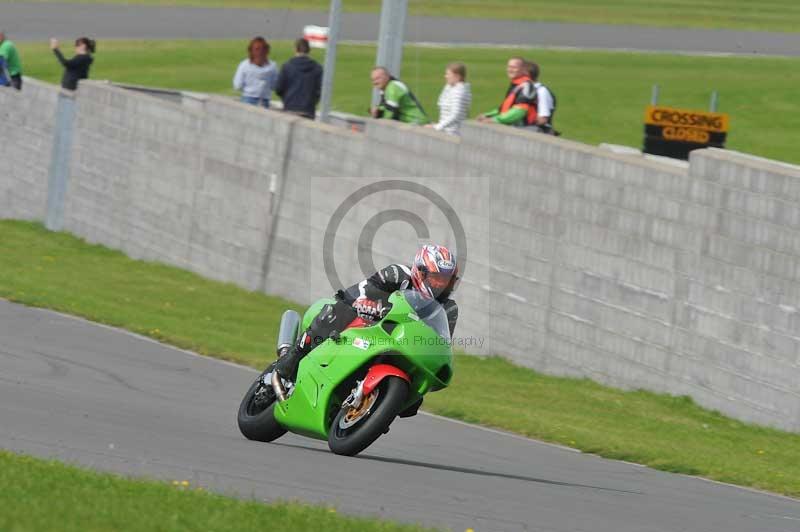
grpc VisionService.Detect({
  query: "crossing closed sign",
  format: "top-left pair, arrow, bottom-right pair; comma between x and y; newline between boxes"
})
643,105 -> 729,160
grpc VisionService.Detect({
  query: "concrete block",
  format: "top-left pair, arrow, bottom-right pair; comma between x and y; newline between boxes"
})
557,243 -> 674,294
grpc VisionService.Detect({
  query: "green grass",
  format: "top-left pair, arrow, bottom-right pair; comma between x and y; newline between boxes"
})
2,219 -> 800,498
0,450 -> 438,532
16,39 -> 800,165
0,222 -> 301,367
9,0 -> 800,32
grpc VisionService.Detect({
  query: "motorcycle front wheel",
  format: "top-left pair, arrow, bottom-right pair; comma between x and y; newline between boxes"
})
237,373 -> 287,442
328,376 -> 408,456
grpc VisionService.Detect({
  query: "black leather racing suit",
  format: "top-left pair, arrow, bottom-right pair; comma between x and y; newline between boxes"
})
274,264 -> 458,380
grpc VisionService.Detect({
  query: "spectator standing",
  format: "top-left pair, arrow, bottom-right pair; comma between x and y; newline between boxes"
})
427,62 -> 471,135
370,67 -> 429,125
526,61 -> 557,135
0,57 -> 10,87
477,56 -> 536,128
233,37 -> 278,108
275,38 -> 323,119
0,31 -> 23,90
50,37 -> 95,91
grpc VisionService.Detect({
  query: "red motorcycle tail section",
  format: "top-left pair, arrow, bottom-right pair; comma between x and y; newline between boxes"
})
362,364 -> 410,395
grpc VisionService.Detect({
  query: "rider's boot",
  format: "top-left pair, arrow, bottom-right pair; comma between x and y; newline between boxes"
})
274,320 -> 337,383
274,345 -> 302,382
398,396 -> 424,418
275,327 -> 317,382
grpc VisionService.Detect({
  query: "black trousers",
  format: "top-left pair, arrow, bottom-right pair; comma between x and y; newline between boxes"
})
10,75 -> 21,90
275,300 -> 357,378
299,300 -> 358,355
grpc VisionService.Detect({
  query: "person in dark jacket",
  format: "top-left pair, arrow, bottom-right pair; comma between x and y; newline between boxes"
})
50,36 -> 95,91
274,38 -> 323,119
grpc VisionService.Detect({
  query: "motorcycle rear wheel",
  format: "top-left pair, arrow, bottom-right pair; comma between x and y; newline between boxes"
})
328,377 -> 408,456
237,374 -> 287,442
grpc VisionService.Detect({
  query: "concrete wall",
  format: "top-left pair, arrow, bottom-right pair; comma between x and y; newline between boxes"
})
2,79 -> 799,432
62,82 -> 298,290
0,79 -> 60,221
453,123 -> 800,430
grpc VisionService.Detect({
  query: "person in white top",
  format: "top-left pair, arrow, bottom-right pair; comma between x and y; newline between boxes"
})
426,62 -> 472,135
526,61 -> 556,134
233,37 -> 278,109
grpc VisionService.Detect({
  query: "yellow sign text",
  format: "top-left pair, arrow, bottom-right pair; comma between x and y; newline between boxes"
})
645,105 -> 729,133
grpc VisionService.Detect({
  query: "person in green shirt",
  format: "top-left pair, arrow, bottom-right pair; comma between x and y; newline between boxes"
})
0,31 -> 23,90
369,67 -> 429,125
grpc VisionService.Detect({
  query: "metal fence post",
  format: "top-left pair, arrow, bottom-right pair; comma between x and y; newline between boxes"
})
318,0 -> 342,123
372,0 -> 409,107
45,90 -> 76,231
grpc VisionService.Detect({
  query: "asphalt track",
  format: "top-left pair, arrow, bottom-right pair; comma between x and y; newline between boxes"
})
2,299 -> 800,531
4,2 -> 800,56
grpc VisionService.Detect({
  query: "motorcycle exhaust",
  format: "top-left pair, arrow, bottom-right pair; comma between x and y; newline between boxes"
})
276,310 -> 301,355
271,371 -> 287,402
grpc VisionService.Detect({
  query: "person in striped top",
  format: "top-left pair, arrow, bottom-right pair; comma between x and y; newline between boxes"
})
428,62 -> 472,135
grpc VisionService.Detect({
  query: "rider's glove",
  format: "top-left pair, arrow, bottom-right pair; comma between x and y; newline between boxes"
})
352,297 -> 388,321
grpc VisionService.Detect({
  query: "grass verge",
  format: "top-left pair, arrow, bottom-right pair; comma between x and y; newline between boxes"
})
1,220 -> 799,497
15,39 -> 800,165
8,0 -> 800,33
0,450 -> 438,532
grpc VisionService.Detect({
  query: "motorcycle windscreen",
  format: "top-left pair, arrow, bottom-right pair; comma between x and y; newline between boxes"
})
399,290 -> 451,342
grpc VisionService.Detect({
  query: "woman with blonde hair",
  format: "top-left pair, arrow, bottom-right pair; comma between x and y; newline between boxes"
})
233,36 -> 278,108
428,62 -> 471,135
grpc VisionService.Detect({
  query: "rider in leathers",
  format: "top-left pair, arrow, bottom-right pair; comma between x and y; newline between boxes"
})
273,244 -> 460,383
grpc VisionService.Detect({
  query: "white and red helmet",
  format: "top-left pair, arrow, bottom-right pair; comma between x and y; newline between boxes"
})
411,244 -> 459,299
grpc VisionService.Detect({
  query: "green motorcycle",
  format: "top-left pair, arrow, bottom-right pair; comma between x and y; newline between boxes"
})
237,290 -> 454,456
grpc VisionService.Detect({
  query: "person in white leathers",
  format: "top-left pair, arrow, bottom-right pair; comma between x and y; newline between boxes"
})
427,62 -> 471,135
233,36 -> 278,108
